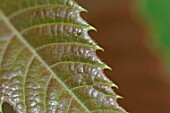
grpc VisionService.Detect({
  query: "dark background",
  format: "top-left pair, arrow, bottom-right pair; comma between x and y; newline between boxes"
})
76,0 -> 170,113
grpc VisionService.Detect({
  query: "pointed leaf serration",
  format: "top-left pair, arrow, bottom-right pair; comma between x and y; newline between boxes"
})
0,0 -> 127,113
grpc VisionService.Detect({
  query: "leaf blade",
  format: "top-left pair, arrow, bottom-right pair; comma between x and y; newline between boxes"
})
0,1 -> 126,112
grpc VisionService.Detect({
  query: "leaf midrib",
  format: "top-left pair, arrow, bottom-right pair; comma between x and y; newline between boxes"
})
0,10 -> 90,113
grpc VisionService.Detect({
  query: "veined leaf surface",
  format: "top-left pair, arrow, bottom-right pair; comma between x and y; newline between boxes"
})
0,0 -> 126,113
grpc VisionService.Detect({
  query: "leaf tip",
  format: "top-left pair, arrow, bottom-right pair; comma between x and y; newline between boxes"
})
116,95 -> 123,99
80,7 -> 88,13
104,65 -> 112,70
96,45 -> 104,51
88,26 -> 97,32
112,83 -> 119,89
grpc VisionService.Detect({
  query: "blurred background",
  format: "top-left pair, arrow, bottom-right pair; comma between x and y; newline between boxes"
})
76,0 -> 170,113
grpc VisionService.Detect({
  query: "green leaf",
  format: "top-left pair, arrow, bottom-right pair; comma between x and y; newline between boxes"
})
0,106 -> 2,113
139,0 -> 170,73
0,0 -> 126,113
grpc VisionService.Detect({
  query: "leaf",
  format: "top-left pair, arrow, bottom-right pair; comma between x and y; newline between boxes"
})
0,0 -> 126,113
139,0 -> 170,73
0,106 -> 2,113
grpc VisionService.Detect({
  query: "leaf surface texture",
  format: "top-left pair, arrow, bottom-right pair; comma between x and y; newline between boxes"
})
0,0 -> 126,113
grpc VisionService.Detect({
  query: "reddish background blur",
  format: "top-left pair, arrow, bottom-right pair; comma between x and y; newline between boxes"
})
76,0 -> 170,113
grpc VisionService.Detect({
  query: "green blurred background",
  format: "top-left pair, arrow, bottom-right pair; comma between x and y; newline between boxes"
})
76,0 -> 170,113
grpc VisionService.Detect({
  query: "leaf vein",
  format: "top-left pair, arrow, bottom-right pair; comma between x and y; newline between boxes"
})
23,56 -> 35,113
0,10 -> 91,113
0,35 -> 14,67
